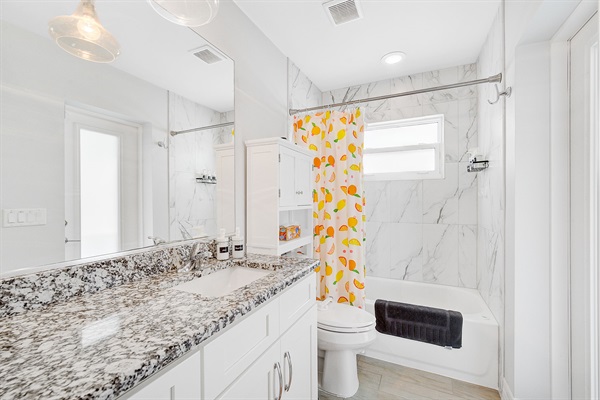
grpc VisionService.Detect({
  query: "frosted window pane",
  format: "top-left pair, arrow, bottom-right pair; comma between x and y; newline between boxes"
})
365,122 -> 439,149
80,130 -> 120,257
363,149 -> 436,174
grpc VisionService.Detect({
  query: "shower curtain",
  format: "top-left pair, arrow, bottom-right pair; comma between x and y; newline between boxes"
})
293,109 -> 366,308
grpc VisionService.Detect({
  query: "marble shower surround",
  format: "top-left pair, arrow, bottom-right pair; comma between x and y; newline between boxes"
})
319,64 -> 479,288
168,92 -> 234,241
477,4 -> 505,385
287,60 -> 323,139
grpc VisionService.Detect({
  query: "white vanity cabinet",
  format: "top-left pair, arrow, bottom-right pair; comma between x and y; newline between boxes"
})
120,273 -> 317,400
246,138 -> 314,256
209,273 -> 317,400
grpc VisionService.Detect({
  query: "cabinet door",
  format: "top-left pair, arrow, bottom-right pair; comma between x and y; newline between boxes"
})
216,343 -> 281,400
280,306 -> 318,400
294,154 -> 312,206
279,147 -> 296,207
125,352 -> 201,400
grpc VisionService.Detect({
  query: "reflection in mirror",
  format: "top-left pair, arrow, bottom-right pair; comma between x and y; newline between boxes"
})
0,1 -> 234,277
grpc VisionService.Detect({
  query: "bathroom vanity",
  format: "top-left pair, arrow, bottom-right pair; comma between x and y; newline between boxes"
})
0,245 -> 318,400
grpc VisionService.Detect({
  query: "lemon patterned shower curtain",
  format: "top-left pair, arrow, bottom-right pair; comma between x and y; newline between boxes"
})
293,109 -> 366,308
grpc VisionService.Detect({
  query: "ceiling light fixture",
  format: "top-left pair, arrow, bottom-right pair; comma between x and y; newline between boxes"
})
48,0 -> 120,63
148,0 -> 219,27
381,51 -> 406,65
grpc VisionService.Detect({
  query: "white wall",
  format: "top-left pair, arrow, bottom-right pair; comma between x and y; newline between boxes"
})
503,0 -> 590,398
193,0 -> 289,237
0,21 -> 170,275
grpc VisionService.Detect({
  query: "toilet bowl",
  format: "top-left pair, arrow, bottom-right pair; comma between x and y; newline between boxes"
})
317,299 -> 376,398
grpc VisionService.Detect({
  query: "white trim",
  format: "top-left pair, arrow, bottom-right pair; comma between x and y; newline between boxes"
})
501,377 -> 515,400
549,5 -> 598,398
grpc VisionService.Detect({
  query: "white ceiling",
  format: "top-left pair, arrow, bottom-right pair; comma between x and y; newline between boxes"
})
1,0 -> 234,112
234,0 -> 501,92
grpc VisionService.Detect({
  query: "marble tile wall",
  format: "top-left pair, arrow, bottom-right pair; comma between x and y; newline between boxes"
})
320,64 -> 479,289
477,4 -> 505,384
168,92 -> 234,241
287,60 -> 323,138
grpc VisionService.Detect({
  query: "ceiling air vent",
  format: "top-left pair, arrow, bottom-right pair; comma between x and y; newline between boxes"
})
323,0 -> 363,26
191,45 -> 225,64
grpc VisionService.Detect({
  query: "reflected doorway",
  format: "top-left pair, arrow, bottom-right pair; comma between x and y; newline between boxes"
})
64,107 -> 142,259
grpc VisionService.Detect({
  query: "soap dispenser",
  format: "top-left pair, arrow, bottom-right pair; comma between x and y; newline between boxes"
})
232,227 -> 245,259
216,229 -> 229,261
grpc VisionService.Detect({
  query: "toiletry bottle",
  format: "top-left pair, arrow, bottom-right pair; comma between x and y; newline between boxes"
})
232,227 -> 245,259
216,229 -> 229,261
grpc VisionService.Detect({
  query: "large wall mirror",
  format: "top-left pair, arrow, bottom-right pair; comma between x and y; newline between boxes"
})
0,1 -> 235,277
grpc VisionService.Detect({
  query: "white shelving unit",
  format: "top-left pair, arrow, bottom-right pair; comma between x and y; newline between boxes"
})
246,137 -> 314,257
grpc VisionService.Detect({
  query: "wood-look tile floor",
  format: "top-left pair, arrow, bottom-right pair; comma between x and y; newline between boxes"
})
318,355 -> 500,400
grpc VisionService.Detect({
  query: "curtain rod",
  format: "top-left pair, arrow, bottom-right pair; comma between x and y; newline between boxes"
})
288,73 -> 502,116
170,121 -> 235,137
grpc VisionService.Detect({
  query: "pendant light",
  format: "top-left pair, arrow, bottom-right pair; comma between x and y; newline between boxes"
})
148,0 -> 219,27
48,0 -> 120,63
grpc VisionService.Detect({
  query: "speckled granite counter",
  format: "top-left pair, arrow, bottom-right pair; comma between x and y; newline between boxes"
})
0,254 -> 317,400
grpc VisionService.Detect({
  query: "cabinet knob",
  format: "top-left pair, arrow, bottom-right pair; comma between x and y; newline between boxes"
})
296,191 -> 303,195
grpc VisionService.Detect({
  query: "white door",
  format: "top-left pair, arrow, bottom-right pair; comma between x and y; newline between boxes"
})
279,307 -> 318,400
65,107 -> 142,259
570,12 -> 599,400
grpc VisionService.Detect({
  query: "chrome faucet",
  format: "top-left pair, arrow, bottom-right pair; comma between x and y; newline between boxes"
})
148,236 -> 166,245
179,242 -> 205,272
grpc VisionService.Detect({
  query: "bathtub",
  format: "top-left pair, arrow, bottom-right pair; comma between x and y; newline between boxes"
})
364,276 -> 499,389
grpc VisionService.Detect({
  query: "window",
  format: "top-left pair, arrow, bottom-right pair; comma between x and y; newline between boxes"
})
363,114 -> 444,181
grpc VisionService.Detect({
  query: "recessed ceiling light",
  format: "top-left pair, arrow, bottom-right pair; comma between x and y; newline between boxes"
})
381,51 -> 406,65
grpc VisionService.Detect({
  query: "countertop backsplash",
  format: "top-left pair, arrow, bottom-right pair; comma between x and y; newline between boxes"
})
0,240 -> 215,318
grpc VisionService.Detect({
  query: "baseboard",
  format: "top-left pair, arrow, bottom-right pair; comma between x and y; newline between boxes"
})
501,377 -> 515,400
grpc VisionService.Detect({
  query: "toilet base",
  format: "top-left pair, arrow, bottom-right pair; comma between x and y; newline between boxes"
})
321,349 -> 359,398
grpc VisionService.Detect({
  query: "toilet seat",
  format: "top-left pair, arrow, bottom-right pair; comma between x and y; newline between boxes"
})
317,302 -> 376,333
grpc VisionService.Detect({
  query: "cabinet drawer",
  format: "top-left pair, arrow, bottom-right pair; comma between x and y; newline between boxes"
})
124,351 -> 201,400
203,299 -> 280,400
279,274 -> 316,333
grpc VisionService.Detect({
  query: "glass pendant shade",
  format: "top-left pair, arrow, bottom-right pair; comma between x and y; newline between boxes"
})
148,0 -> 219,27
48,0 -> 120,63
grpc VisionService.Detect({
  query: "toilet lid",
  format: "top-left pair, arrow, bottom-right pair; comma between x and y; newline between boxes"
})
317,302 -> 376,333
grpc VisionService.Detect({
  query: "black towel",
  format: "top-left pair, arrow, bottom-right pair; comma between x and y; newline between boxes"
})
374,299 -> 463,349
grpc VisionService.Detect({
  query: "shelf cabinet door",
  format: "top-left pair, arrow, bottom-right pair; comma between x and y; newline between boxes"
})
279,148 -> 296,207
294,154 -> 312,206
279,146 -> 312,208
280,306 -> 318,400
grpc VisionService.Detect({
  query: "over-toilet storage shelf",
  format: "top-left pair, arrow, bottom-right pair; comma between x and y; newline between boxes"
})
246,137 -> 314,257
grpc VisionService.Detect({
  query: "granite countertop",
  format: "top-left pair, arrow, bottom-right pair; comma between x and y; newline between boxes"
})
0,255 -> 318,400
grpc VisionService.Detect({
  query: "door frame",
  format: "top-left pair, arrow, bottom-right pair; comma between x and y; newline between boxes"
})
549,3 -> 598,399
64,105 -> 144,257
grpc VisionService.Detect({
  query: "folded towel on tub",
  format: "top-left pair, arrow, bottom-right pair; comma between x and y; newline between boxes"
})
374,299 -> 463,349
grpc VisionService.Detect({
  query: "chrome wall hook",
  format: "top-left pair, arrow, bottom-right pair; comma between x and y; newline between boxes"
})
488,84 -> 512,104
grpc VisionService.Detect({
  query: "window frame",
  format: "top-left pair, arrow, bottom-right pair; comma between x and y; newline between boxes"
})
363,114 -> 445,181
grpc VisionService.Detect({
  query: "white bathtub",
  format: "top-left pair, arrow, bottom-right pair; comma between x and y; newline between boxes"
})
364,276 -> 499,389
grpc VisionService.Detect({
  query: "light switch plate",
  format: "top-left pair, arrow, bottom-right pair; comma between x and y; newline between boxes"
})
2,208 -> 47,227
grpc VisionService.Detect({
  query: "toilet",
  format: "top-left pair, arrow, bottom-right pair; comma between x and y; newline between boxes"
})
317,298 -> 377,398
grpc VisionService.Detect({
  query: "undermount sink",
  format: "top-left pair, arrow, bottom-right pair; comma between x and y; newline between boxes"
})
172,266 -> 271,297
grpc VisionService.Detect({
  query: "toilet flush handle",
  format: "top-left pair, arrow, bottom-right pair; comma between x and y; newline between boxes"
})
318,296 -> 334,310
